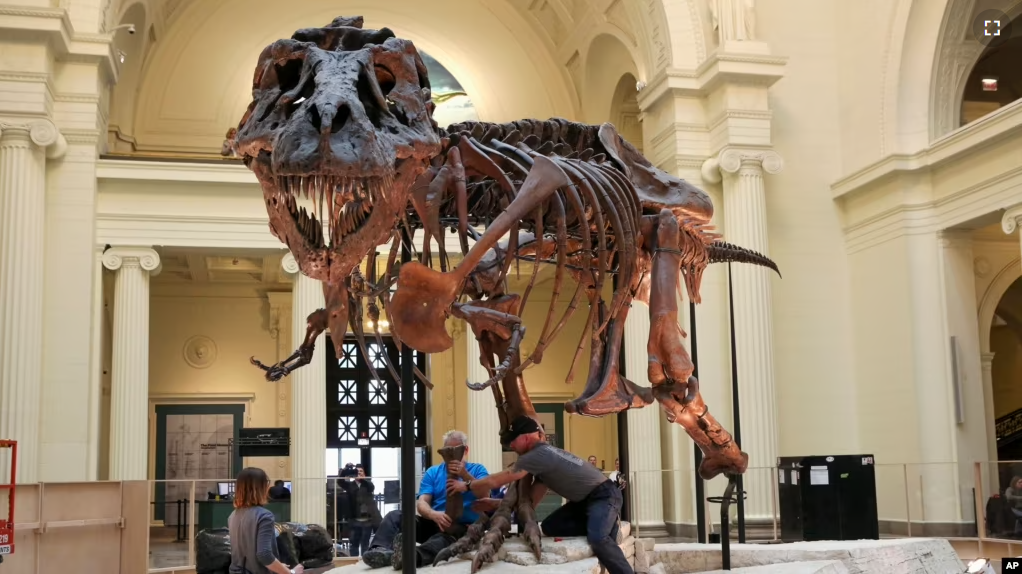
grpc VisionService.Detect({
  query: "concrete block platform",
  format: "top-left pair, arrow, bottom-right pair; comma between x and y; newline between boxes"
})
692,560 -> 849,574
327,522 -> 635,574
652,538 -> 963,573
329,529 -> 960,573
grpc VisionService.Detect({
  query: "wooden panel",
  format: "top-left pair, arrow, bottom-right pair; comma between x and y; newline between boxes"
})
39,482 -> 122,574
120,480 -> 150,574
6,484 -> 40,573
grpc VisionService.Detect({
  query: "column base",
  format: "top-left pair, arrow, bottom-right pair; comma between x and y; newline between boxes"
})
633,521 -> 669,539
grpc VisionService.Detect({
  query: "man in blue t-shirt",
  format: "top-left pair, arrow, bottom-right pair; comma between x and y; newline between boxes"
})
362,430 -> 500,569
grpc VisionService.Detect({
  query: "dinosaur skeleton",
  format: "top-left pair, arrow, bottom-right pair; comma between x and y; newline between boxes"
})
228,16 -> 780,572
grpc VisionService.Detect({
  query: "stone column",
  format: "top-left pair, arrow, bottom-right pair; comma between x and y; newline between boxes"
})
981,352 -> 997,465
623,305 -> 668,536
702,147 -> 783,519
431,319 -> 461,446
0,120 -> 66,484
283,253 -> 327,525
87,245 -> 106,480
102,247 -> 161,481
465,332 -> 504,473
267,292 -> 294,480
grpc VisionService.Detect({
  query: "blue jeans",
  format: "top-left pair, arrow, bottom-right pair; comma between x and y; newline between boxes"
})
350,522 -> 373,556
539,480 -> 633,574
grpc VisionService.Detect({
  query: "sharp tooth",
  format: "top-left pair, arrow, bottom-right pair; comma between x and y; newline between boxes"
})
326,179 -> 335,219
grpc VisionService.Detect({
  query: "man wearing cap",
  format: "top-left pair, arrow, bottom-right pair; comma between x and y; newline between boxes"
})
447,415 -> 633,574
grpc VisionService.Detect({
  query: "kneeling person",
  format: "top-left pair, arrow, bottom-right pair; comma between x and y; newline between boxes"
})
459,416 -> 633,574
362,430 -> 499,569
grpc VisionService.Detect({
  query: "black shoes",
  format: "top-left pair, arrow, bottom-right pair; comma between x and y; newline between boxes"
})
361,544 -> 393,569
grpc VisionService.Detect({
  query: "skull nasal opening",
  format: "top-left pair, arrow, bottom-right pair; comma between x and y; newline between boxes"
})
308,101 -> 351,135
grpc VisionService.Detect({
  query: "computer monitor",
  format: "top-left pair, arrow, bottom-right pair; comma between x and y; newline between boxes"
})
283,481 -> 291,491
217,482 -> 235,496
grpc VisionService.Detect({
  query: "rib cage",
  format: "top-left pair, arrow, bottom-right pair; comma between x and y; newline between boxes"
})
386,117 -> 778,378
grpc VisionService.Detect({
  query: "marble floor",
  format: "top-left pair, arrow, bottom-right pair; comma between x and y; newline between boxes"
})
149,527 -> 190,570
148,526 -> 356,570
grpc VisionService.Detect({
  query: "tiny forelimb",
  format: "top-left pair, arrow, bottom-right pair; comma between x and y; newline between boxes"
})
250,308 -> 327,382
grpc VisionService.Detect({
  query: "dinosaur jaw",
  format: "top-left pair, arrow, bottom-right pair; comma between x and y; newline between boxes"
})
269,172 -> 392,251
259,155 -> 426,279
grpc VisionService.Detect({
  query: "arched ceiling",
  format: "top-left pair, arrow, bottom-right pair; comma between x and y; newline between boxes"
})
107,0 -> 691,158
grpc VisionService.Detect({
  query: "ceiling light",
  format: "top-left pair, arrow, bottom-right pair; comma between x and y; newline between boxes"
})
982,76 -> 998,91
118,50 -> 126,64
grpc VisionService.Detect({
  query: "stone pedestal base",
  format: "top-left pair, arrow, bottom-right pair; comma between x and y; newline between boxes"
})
328,523 -> 652,574
651,538 -> 963,573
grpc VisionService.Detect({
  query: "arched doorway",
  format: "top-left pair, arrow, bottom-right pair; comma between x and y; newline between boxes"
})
991,274 -> 1022,461
960,11 -> 1022,126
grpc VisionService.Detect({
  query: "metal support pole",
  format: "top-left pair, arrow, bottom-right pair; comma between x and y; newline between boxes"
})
399,228 -> 417,574
727,264 -> 746,542
709,476 -> 740,570
690,300 -> 706,544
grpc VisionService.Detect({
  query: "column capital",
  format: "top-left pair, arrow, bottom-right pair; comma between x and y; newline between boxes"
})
981,352 -> 996,368
700,147 -> 783,183
281,252 -> 300,275
0,118 -> 68,159
1002,205 -> 1022,235
102,247 -> 161,276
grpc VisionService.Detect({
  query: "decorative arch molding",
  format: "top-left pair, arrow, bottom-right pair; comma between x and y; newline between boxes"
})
128,0 -> 577,155
582,33 -> 641,123
978,256 -> 1021,355
656,0 -> 705,69
108,0 -> 151,33
930,0 -> 1022,141
579,23 -> 647,83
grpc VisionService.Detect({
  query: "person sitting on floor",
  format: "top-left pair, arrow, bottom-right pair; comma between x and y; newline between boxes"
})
361,430 -> 501,570
450,416 -> 634,574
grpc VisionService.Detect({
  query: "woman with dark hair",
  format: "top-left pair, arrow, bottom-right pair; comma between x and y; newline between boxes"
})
228,467 -> 304,574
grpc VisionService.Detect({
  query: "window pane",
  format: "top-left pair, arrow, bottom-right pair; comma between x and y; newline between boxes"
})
371,447 -> 399,480
339,448 -> 361,471
338,379 -> 356,405
325,448 -> 339,477
338,342 -> 357,368
369,379 -> 387,404
338,416 -> 356,441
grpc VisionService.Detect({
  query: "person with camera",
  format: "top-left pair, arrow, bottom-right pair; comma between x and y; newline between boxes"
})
343,464 -> 382,556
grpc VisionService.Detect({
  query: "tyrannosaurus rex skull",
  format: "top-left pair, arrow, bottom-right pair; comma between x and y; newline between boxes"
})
232,16 -> 441,280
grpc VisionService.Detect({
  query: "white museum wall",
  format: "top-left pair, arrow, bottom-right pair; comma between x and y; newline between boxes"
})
146,292 -> 281,477
754,0 -> 862,458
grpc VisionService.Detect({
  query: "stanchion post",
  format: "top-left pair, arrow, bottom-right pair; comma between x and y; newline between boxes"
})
399,229 -> 417,574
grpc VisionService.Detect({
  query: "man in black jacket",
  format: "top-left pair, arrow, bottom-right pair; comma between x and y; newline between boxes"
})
268,480 -> 291,500
347,464 -> 382,556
